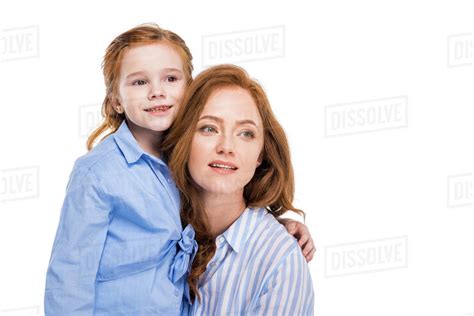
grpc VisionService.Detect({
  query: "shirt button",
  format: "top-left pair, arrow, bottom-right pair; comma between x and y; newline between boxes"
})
167,178 -> 173,184
209,262 -> 216,267
218,236 -> 225,244
174,289 -> 179,297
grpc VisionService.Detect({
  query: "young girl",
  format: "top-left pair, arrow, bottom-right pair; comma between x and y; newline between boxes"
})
164,64 -> 314,315
45,24 -> 314,315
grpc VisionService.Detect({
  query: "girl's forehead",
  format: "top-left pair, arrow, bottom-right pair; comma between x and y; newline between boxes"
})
121,42 -> 184,71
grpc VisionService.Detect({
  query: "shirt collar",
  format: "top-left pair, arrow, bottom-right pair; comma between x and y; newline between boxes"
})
221,207 -> 262,253
113,121 -> 145,164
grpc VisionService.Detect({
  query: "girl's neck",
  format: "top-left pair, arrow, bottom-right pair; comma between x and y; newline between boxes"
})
126,120 -> 163,158
203,191 -> 246,238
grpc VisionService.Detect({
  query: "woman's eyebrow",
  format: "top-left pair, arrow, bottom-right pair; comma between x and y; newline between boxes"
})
198,115 -> 258,127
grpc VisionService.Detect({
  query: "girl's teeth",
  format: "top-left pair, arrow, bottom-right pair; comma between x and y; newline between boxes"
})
147,106 -> 171,112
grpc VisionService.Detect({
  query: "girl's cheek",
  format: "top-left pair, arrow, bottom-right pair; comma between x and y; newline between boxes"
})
175,82 -> 187,97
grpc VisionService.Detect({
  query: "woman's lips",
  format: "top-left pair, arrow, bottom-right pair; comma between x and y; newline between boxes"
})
208,162 -> 238,175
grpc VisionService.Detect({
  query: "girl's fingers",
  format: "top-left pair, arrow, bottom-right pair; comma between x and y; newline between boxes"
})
305,248 -> 316,262
303,239 -> 315,254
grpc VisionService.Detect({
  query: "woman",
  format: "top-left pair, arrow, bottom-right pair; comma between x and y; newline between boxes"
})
164,64 -> 314,315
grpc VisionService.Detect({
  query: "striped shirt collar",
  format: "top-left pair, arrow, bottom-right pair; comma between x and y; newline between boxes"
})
221,207 -> 263,253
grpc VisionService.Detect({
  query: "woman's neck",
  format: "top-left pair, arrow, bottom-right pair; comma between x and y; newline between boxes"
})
126,120 -> 163,158
203,191 -> 246,238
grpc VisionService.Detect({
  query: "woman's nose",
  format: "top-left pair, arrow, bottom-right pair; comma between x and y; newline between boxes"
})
216,134 -> 235,155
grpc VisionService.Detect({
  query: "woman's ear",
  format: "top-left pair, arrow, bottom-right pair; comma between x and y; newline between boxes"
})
257,151 -> 264,167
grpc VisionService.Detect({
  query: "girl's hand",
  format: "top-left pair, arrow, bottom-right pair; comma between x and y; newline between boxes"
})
280,219 -> 316,263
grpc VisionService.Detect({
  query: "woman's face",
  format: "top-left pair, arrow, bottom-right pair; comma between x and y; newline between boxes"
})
117,43 -> 187,133
188,87 -> 264,197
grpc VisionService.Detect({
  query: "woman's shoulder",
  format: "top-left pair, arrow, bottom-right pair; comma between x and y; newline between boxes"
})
250,208 -> 311,276
247,207 -> 301,259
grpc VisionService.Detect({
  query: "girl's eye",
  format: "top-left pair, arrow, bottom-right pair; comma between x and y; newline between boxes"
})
199,125 -> 217,133
132,79 -> 147,86
240,130 -> 255,139
166,76 -> 178,82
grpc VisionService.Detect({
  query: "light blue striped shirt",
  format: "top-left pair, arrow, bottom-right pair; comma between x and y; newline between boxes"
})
183,207 -> 314,316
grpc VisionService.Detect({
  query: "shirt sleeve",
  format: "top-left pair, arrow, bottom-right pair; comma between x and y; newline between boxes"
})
44,167 -> 110,315
253,247 -> 315,316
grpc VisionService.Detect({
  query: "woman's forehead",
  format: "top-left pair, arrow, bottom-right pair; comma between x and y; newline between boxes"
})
201,87 -> 262,126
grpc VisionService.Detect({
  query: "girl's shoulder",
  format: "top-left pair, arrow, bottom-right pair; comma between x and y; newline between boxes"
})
72,135 -> 122,175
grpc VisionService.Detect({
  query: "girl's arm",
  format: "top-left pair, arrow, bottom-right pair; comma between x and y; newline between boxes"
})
253,247 -> 314,315
44,168 -> 110,315
279,218 -> 316,262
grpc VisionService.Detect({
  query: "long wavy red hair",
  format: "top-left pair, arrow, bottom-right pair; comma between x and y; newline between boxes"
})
162,64 -> 303,302
86,23 -> 193,150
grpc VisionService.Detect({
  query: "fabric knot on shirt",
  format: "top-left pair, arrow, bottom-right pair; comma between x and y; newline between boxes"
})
168,224 -> 198,283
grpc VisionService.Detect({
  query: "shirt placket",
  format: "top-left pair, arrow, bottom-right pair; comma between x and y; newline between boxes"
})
199,236 -> 228,288
144,157 -> 181,223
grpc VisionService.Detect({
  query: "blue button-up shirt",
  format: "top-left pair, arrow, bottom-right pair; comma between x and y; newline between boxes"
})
45,121 -> 197,315
183,207 -> 314,316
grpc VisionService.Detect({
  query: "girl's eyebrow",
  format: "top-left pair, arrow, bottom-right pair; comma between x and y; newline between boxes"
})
199,115 -> 258,127
162,67 -> 183,73
125,71 -> 146,79
125,68 -> 183,79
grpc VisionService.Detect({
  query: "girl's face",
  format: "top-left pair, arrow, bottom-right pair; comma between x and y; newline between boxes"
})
188,87 -> 264,197
117,43 -> 186,133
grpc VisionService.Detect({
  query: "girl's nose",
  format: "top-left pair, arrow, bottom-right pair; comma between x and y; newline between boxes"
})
148,82 -> 165,99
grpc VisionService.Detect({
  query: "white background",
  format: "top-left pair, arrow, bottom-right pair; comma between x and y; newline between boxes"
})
1,1 -> 473,315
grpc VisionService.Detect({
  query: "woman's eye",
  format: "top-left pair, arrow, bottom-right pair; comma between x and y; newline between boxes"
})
166,76 -> 178,82
199,125 -> 217,133
132,79 -> 147,86
240,130 -> 255,139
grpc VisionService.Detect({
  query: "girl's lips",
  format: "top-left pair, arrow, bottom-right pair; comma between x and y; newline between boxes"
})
145,105 -> 173,111
144,105 -> 173,116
